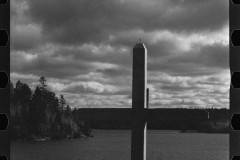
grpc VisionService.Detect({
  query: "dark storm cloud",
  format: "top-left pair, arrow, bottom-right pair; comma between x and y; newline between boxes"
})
96,68 -> 131,77
147,42 -> 229,76
168,44 -> 229,69
160,85 -> 193,92
197,45 -> 229,68
10,0 -> 229,108
148,61 -> 219,77
25,0 -> 228,45
11,25 -> 42,51
53,45 -> 132,66
159,0 -> 228,31
11,0 -> 229,79
10,51 -> 94,79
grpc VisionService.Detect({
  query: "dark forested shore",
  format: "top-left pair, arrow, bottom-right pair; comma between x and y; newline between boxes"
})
10,77 -> 229,141
10,77 -> 92,141
76,108 -> 229,133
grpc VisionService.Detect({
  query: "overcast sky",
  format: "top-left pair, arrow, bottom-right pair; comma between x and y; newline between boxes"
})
10,0 -> 229,108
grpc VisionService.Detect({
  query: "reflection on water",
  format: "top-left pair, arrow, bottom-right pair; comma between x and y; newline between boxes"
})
11,130 -> 229,160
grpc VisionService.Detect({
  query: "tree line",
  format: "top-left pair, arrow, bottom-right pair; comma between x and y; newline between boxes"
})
10,76 -> 91,140
85,108 -> 229,133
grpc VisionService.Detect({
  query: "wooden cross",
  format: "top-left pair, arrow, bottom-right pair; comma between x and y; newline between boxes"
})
77,43 -> 208,160
131,43 -> 147,160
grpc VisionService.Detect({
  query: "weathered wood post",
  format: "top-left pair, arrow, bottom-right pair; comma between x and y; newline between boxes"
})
131,43 -> 147,160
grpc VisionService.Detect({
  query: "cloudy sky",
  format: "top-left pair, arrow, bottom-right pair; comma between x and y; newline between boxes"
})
10,0 -> 229,109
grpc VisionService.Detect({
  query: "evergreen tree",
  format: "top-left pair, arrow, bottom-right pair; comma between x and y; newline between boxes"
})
39,76 -> 47,88
10,77 -> 86,140
14,80 -> 32,105
10,80 -> 32,139
29,77 -> 60,137
29,86 -> 44,136
65,105 -> 72,118
10,80 -> 14,102
59,95 -> 66,113
15,81 -> 32,120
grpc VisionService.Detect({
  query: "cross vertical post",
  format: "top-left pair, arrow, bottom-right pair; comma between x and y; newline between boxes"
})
131,43 -> 147,160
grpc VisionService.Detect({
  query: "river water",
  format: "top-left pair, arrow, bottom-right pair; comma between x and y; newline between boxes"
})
11,130 -> 229,160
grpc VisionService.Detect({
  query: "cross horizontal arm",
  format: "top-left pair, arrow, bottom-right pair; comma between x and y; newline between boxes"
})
77,108 -> 132,121
76,108 -> 209,122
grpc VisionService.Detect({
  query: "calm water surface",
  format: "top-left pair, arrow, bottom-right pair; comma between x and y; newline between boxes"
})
11,130 -> 229,160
